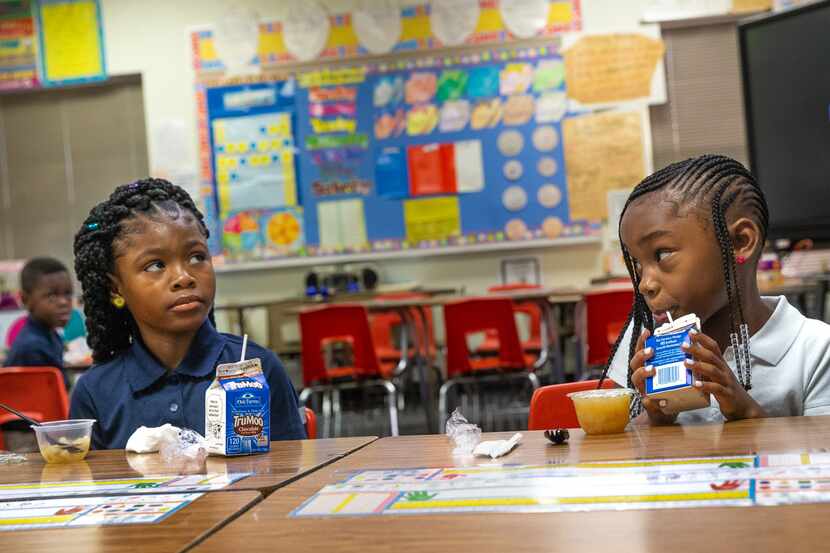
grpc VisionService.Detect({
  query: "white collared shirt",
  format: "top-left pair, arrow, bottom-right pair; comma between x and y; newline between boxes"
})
607,296 -> 830,423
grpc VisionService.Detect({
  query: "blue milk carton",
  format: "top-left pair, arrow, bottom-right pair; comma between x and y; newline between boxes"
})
645,313 -> 710,414
205,358 -> 270,456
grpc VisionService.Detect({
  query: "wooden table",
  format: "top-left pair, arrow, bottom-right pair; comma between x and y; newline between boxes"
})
194,416 -> 830,553
0,437 -> 376,499
0,490 -> 260,553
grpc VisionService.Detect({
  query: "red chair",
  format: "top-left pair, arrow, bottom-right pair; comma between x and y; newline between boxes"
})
478,284 -> 543,354
297,305 -> 399,438
369,292 -> 438,378
303,407 -> 317,439
0,367 -> 69,450
439,298 -> 540,431
580,287 -> 635,372
528,379 -> 616,430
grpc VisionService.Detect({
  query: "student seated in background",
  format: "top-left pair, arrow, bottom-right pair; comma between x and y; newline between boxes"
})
69,178 -> 305,449
603,155 -> 830,424
3,257 -> 72,386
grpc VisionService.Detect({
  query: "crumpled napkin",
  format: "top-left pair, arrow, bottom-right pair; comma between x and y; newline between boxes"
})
473,432 -> 522,459
125,424 -> 180,453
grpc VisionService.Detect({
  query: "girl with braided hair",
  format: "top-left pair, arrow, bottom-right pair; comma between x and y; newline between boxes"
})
69,178 -> 305,449
602,155 -> 830,425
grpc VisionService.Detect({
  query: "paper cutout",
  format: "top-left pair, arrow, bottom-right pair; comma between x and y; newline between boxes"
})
212,6 -> 259,76
374,76 -> 404,107
454,140 -> 484,193
503,159 -> 523,181
533,59 -> 565,91
375,108 -> 406,139
467,66 -> 500,98
537,157 -> 558,177
537,184 -> 562,208
470,98 -> 502,129
312,180 -> 372,197
299,67 -> 366,88
497,130 -> 524,157
282,0 -> 330,62
37,0 -> 106,86
438,100 -> 470,133
503,186 -> 528,211
532,125 -> 559,151
563,110 -> 645,221
0,9 -> 38,90
500,0 -> 550,38
306,133 -> 368,150
505,218 -> 530,240
353,3 -> 401,54
404,196 -> 461,243
564,33 -> 665,105
262,207 -> 304,255
318,199 -> 368,251
503,94 -> 534,126
430,0 -> 480,46
407,143 -> 456,195
499,63 -> 533,95
535,91 -> 567,123
309,86 -> 358,103
405,72 -> 437,104
309,102 -> 357,117
542,216 -> 564,238
223,211 -> 262,255
311,117 -> 356,134
375,146 -> 409,199
407,104 -> 439,135
436,70 -> 468,102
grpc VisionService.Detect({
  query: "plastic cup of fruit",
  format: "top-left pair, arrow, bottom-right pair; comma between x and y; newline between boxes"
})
568,389 -> 633,435
31,419 -> 95,463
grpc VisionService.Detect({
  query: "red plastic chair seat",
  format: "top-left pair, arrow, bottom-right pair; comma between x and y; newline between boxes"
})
0,367 -> 68,451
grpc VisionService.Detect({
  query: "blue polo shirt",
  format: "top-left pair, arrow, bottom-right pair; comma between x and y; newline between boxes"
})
69,321 -> 305,450
4,316 -> 67,386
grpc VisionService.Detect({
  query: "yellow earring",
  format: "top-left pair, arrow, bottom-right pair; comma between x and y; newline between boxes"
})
111,295 -> 126,309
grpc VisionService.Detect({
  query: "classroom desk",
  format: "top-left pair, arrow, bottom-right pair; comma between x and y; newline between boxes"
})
0,490 -> 261,553
194,416 -> 830,553
0,436 -> 377,499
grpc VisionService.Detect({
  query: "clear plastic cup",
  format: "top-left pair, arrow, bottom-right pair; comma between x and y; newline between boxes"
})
31,419 -> 95,463
568,389 -> 633,435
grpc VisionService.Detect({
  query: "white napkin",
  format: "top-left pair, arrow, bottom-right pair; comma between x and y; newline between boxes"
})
473,433 -> 522,459
125,424 -> 180,453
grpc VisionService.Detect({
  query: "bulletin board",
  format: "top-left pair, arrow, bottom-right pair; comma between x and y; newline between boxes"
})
191,1 -> 664,267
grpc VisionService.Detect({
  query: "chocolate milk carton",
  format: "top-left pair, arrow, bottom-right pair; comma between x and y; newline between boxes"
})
205,358 -> 270,456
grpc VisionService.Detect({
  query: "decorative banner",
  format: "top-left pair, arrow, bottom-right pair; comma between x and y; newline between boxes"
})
563,110 -> 645,221
0,1 -> 38,91
35,0 -> 106,86
563,33 -> 665,105
190,0 -> 581,78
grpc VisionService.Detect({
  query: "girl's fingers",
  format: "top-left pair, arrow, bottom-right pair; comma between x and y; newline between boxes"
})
683,341 -> 731,373
629,347 -> 654,373
692,379 -> 728,398
690,331 -> 722,356
685,360 -> 728,385
630,365 -> 653,393
635,328 -> 650,353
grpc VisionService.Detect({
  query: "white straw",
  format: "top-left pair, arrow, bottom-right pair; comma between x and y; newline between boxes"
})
666,311 -> 674,324
240,334 -> 248,362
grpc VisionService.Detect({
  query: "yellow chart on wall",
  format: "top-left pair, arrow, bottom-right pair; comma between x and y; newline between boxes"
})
36,0 -> 106,85
403,196 -> 461,244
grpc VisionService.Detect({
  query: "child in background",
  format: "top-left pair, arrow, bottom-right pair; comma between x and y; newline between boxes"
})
69,179 -> 305,449
4,257 -> 72,386
602,155 -> 830,424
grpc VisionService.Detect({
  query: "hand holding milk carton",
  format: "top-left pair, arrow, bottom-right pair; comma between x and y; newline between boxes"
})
645,313 -> 710,414
205,336 -> 270,456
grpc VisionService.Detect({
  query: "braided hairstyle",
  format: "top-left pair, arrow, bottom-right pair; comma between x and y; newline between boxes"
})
73,178 -> 209,364
599,154 -> 769,392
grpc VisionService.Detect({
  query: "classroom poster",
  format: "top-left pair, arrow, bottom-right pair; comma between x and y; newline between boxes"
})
0,1 -> 38,90
34,0 -> 106,86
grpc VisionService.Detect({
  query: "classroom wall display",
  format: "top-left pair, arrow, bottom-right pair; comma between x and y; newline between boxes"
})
0,1 -> 38,90
190,0 -> 581,78
34,0 -> 106,87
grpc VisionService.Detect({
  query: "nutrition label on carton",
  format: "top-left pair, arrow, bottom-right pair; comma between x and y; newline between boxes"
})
649,330 -> 693,391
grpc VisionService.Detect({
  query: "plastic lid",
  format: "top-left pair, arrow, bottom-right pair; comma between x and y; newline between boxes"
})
567,388 -> 634,399
30,419 -> 96,431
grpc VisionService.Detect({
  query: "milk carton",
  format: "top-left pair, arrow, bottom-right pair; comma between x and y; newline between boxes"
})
645,313 -> 710,414
205,358 -> 270,456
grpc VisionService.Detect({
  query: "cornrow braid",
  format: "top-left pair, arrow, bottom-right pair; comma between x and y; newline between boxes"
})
598,155 -> 769,401
73,178 -> 209,363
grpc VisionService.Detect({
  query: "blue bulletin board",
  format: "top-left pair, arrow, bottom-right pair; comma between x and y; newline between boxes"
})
201,44 -> 600,264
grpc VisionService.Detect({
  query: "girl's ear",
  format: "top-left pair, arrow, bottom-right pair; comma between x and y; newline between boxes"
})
107,273 -> 122,298
729,216 -> 762,262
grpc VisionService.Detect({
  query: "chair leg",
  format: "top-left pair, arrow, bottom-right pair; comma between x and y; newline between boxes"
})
527,372 -> 541,390
321,388 -> 332,439
381,380 -> 400,437
298,387 -> 312,407
438,379 -> 456,433
332,388 -> 342,438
